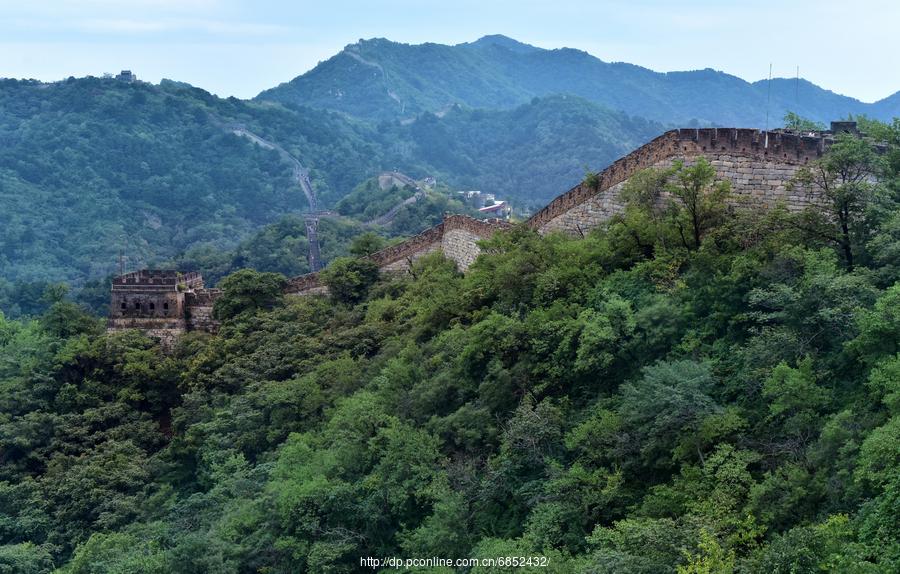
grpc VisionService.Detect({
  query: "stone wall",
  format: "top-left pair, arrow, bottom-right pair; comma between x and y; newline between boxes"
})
370,222 -> 446,272
527,127 -> 832,235
378,242 -> 442,272
439,215 -> 511,271
112,125 -> 852,343
441,228 -> 483,271
185,289 -> 222,334
283,215 -> 510,296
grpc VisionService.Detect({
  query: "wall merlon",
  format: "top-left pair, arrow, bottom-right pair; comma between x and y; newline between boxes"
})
112,269 -> 204,289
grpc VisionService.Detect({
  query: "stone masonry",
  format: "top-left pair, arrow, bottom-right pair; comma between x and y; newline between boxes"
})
110,123 -> 859,344
106,270 -> 220,348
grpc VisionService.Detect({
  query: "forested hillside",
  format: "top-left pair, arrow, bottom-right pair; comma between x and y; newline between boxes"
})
258,35 -> 900,125
1,118 -> 899,573
0,77 -> 384,285
0,77 -> 657,301
392,96 -> 662,212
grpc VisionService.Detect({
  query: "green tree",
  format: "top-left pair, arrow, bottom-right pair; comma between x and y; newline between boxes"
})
320,257 -> 379,305
665,158 -> 731,250
677,530 -> 735,574
790,135 -> 885,269
349,231 -> 387,257
618,360 -> 720,470
616,166 -> 675,256
213,269 -> 286,320
782,112 -> 824,132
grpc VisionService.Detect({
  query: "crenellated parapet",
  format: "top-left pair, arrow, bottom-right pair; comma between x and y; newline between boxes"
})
526,125 -> 848,235
111,122 -> 863,343
674,127 -> 829,163
369,219 -> 446,270
526,130 -> 682,231
526,127 -> 840,234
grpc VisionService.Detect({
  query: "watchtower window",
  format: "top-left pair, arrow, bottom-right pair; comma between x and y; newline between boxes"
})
135,302 -> 141,310
121,302 -> 127,309
149,302 -> 155,310
163,302 -> 169,310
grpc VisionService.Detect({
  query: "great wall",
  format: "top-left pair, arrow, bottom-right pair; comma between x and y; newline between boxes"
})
108,122 -> 861,345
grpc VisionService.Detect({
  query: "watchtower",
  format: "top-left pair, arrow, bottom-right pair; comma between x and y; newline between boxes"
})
829,121 -> 859,136
107,269 -> 205,347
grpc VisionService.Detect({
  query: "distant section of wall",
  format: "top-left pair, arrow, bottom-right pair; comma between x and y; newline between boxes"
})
527,128 -> 833,235
284,215 -> 510,296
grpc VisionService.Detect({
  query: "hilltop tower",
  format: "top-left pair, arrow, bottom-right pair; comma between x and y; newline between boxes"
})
107,269 -> 219,347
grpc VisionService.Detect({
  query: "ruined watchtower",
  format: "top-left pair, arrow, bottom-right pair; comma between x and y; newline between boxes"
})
107,269 -> 219,347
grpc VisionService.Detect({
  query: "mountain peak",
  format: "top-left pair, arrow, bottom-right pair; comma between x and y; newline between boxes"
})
463,34 -> 542,54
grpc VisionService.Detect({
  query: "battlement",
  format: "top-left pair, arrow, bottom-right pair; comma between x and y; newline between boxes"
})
673,127 -> 830,164
369,219 -> 447,269
112,269 -> 204,291
526,125 -> 849,233
444,213 -> 513,234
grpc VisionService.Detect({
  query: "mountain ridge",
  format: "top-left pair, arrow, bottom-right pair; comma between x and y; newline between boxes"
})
257,35 -> 900,125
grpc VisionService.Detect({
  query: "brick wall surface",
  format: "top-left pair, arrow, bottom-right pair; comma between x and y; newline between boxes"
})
441,228 -> 485,271
528,127 -> 831,235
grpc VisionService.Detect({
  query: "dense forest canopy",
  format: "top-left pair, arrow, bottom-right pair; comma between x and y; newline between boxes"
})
1,118 -> 899,573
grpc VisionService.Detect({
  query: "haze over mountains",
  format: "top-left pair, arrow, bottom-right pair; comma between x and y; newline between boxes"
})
1,34 -> 897,293
258,34 -> 900,125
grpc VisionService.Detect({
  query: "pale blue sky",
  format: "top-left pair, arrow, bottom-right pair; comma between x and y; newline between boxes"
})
1,0 -> 897,102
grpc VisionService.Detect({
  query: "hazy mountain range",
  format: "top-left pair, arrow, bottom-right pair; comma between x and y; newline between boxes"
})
259,34 -> 900,125
1,35 -> 897,293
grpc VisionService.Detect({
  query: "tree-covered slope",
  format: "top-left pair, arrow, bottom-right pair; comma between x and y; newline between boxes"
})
2,123 -> 900,572
258,35 -> 900,126
0,76 -> 660,295
390,96 -> 663,211
0,77 -> 386,286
